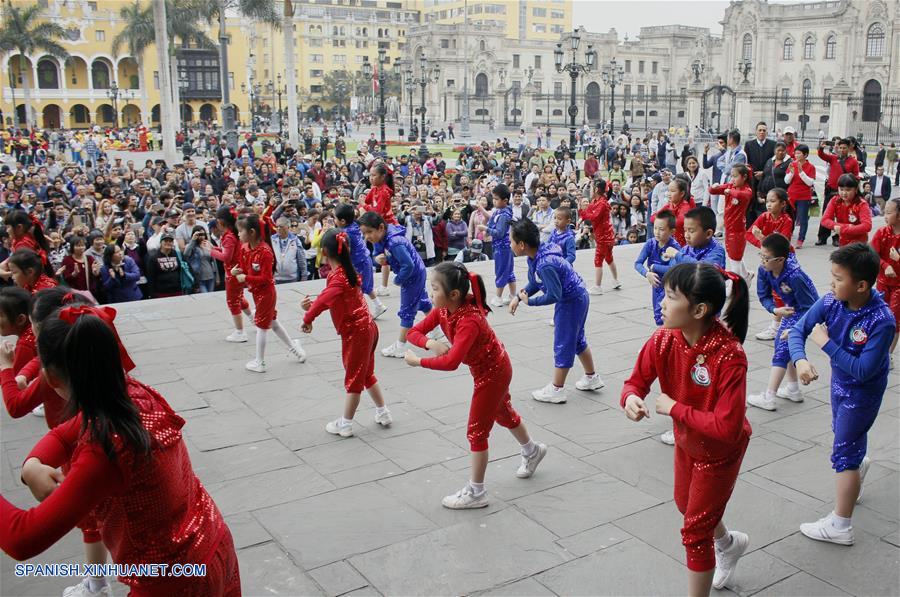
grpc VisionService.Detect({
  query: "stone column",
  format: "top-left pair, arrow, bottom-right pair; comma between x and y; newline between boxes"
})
828,82 -> 852,139
687,83 -> 704,133
734,83 -> 754,135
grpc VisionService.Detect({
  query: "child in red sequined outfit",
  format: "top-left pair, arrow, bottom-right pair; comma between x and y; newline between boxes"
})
208,206 -> 253,343
8,249 -> 57,294
233,214 -> 306,373
0,307 -> 240,597
1,210 -> 51,280
622,262 -> 752,596
709,164 -> 754,280
361,162 -> 397,296
581,179 -> 621,294
301,229 -> 392,438
871,198 -> 900,366
404,261 -> 546,510
0,288 -> 37,375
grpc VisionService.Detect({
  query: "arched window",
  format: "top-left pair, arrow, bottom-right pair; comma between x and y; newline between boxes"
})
803,36 -> 815,60
741,33 -> 752,61
475,72 -> 488,97
825,35 -> 836,59
866,23 -> 885,57
479,40 -> 486,51
802,78 -> 812,99
91,60 -> 110,89
37,59 -> 59,89
862,79 -> 882,121
782,38 -> 794,60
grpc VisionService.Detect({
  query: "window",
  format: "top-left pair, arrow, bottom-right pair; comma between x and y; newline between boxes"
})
446,79 -> 455,87
534,55 -> 541,69
802,78 -> 812,99
333,39 -> 347,47
823,88 -> 831,107
550,9 -> 564,18
513,54 -> 520,68
554,82 -> 562,98
624,84 -> 631,99
639,60 -> 644,74
637,85 -> 645,100
153,71 -> 159,89
378,41 -> 390,49
310,85 -> 323,94
86,1 -> 97,9
532,23 -> 546,33
742,33 -> 752,60
866,23 -> 884,57
625,60 -> 631,73
652,61 -> 658,74
781,87 -> 790,102
532,7 -> 546,17
825,35 -> 836,59
333,55 -> 346,65
782,38 -> 794,60
440,39 -> 449,48
550,25 -> 564,33
310,54 -> 324,63
311,70 -> 323,77
650,85 -> 658,101
263,68 -> 269,79
355,56 -> 364,64
534,81 -> 541,93
479,40 -> 485,51
804,36 -> 814,60
95,30 -> 106,41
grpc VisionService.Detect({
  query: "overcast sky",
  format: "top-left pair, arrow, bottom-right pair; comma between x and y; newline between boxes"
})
571,0 -> 734,40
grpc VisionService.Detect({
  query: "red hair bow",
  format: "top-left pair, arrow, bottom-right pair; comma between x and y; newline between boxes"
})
336,231 -> 348,255
29,212 -> 44,232
468,271 -> 485,312
716,266 -> 742,284
58,305 -> 136,372
228,205 -> 239,221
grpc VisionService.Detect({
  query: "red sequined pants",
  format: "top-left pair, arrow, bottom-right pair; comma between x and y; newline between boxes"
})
344,322 -> 378,393
467,360 -> 521,452
673,437 -> 748,572
225,276 -> 249,316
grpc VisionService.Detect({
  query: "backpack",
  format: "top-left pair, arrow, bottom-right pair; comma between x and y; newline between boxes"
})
175,248 -> 195,293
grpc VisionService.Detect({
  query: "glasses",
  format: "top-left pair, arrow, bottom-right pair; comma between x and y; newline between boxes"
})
758,253 -> 784,264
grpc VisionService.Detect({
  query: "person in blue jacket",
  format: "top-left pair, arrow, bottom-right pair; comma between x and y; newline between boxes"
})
359,212 -> 432,358
548,207 -> 576,264
478,183 -> 517,307
509,218 -> 604,404
335,203 -> 387,320
101,243 -> 143,302
635,210 -> 681,325
747,233 -> 819,411
789,243 -> 895,547
664,206 -> 725,268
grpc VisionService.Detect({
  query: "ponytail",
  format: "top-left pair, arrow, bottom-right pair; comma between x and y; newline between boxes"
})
663,263 -> 749,343
321,229 -> 358,287
433,261 -> 492,314
721,271 -> 749,343
216,205 -> 239,237
372,162 -> 395,193
4,210 -> 50,254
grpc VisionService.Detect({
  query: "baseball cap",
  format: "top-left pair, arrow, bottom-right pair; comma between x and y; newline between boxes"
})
783,126 -> 796,135
160,230 -> 175,241
165,209 -> 180,218
470,239 -> 484,253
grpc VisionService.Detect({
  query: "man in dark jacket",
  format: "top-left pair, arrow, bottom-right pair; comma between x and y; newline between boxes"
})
744,121 -> 776,223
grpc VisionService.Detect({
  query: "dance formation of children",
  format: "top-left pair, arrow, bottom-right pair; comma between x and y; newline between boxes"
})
1,161 -> 896,597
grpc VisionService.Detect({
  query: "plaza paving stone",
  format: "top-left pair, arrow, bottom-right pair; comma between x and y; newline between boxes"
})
2,221 -> 899,596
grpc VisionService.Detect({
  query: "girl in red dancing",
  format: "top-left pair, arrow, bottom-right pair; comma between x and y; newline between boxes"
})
747,187 -> 795,342
403,261 -> 546,509
1,210 -> 51,280
207,206 -> 253,343
709,164 -> 754,280
361,162 -> 397,296
301,229 -> 392,438
8,249 -> 57,294
0,306 -> 241,596
621,262 -> 752,596
233,213 -> 305,373
0,288 -> 37,376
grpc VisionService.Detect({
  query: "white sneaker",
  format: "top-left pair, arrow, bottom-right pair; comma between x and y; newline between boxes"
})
225,330 -> 248,343
371,303 -> 388,320
857,456 -> 871,504
288,339 -> 307,362
32,404 -> 45,417
374,409 -> 393,427
502,296 -> 511,305
375,286 -> 391,297
612,280 -> 622,290
63,578 -> 112,597
713,531 -> 749,590
245,359 -> 266,373
516,443 -> 547,478
325,418 -> 354,438
489,296 -> 505,307
660,430 -> 675,445
588,285 -> 604,295
574,373 -> 605,391
754,324 -> 777,341
800,514 -> 854,546
532,382 -> 567,404
441,485 -> 489,509
775,385 -> 804,402
381,341 -> 407,358
747,392 -> 777,411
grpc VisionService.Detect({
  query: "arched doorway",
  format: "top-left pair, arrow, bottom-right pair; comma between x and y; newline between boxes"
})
862,79 -> 881,122
586,81 -> 601,122
122,104 -> 141,126
15,104 -> 28,126
199,103 -> 216,122
37,58 -> 60,89
96,103 -> 115,125
42,104 -> 61,128
151,104 -> 161,124
475,73 -> 488,97
700,85 -> 736,133
181,103 -> 194,123
70,104 -> 90,127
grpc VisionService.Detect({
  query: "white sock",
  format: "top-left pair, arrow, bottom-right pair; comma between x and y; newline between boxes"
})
765,389 -> 776,400
340,416 -> 353,426
86,576 -> 108,593
585,372 -> 598,379
520,440 -> 536,457
396,340 -> 407,349
715,531 -> 732,550
255,328 -> 268,362
375,405 -> 387,415
468,480 -> 485,496
786,381 -> 800,392
372,297 -> 385,308
271,319 -> 295,349
831,512 -> 851,530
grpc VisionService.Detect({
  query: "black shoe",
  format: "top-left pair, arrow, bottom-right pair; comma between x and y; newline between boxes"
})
832,237 -> 840,247
815,240 -> 827,246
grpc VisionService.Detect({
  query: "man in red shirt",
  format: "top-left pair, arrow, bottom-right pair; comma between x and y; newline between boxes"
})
817,138 -> 860,246
584,152 -> 600,180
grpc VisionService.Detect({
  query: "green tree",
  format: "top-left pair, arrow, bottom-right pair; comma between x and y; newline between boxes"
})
0,1 -> 69,128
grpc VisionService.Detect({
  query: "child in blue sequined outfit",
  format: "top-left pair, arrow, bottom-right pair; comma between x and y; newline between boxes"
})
747,233 -> 819,411
509,219 -> 604,404
477,184 -> 517,307
548,207 -> 577,264
635,210 -> 682,325
335,204 -> 387,320
359,212 -> 433,358
789,243 -> 895,546
665,207 -> 726,269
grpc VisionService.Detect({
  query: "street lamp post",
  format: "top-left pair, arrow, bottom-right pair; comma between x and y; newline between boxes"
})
179,73 -> 190,157
362,49 -> 400,154
404,66 -> 416,141
121,89 -> 135,126
555,28 -> 596,149
269,73 -> 285,137
736,58 -> 752,85
106,81 -> 121,129
416,54 -> 440,159
242,79 -> 261,133
601,58 -> 624,135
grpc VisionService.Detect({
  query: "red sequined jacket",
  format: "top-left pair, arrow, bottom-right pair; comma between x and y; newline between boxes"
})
621,322 -> 752,460
0,379 -> 230,592
239,241 -> 275,293
362,184 -> 398,224
303,266 -> 372,337
871,225 -> 900,288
